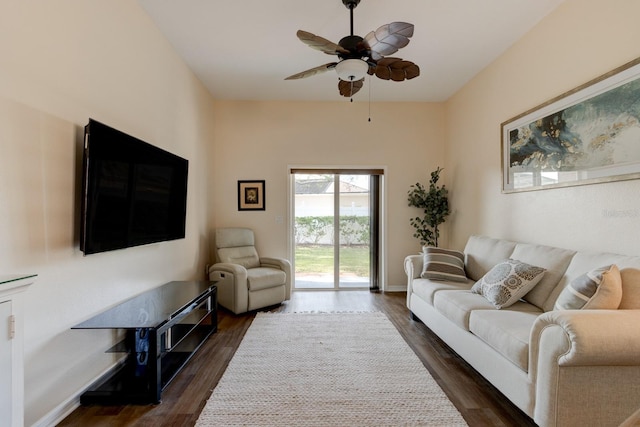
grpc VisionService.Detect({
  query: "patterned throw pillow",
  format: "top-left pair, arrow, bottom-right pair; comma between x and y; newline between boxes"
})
554,264 -> 622,310
471,259 -> 546,309
421,247 -> 467,282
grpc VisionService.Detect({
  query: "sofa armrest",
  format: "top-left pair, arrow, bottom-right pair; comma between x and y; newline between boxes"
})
530,309 -> 640,427
404,254 -> 423,281
530,309 -> 640,368
260,257 -> 292,299
404,254 -> 423,307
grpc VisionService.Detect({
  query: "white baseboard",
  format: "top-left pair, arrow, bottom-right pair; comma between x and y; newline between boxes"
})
32,397 -> 80,427
31,363 -> 116,427
384,285 -> 406,292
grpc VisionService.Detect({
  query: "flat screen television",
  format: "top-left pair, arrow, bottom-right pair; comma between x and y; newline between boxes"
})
80,119 -> 188,255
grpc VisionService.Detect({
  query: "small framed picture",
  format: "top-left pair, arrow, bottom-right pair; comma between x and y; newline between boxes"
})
238,180 -> 265,211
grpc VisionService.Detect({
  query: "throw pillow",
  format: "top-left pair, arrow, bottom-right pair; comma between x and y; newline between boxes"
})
421,247 -> 467,282
554,264 -> 622,310
471,259 -> 546,309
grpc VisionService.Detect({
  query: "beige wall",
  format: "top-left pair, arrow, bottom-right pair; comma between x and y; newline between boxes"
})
4,0 -> 640,424
0,1 -> 215,425
445,0 -> 640,255
210,100 -> 445,287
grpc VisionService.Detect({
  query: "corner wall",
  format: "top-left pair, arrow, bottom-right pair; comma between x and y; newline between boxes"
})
210,100 -> 445,288
0,2 -> 215,424
445,0 -> 640,255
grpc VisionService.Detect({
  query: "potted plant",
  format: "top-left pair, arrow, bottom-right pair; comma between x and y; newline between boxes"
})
407,167 -> 450,248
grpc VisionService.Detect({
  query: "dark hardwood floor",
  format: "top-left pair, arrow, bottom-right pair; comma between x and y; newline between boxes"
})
58,291 -> 536,426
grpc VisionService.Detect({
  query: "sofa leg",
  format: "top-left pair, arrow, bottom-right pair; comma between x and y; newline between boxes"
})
409,311 -> 422,323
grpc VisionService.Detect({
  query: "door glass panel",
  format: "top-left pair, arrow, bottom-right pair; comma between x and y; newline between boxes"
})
294,174 -> 334,289
338,175 -> 370,288
293,173 -> 371,290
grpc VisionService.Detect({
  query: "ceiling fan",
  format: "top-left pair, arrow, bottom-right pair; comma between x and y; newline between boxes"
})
285,0 -> 420,98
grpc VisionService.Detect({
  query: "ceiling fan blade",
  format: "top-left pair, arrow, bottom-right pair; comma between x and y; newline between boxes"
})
285,62 -> 338,80
364,22 -> 414,61
373,57 -> 420,82
297,30 -> 350,55
338,78 -> 364,97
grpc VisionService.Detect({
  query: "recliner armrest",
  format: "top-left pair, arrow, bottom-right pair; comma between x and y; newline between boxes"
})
259,257 -> 292,299
259,257 -> 290,271
208,263 -> 249,314
208,262 -> 247,276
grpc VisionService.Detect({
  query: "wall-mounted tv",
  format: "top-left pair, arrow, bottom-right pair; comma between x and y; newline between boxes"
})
80,119 -> 188,255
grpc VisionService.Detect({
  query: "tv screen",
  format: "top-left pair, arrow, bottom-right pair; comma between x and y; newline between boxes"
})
80,119 -> 188,255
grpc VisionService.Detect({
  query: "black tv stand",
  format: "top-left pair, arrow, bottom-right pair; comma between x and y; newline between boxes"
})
72,281 -> 217,405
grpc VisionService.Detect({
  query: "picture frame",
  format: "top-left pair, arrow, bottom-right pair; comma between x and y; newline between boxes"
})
238,180 -> 265,211
501,57 -> 640,193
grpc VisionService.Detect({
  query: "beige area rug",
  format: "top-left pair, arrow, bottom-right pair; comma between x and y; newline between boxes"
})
196,312 -> 467,426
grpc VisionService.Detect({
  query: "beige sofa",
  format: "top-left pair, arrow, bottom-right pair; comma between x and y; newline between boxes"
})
404,235 -> 640,427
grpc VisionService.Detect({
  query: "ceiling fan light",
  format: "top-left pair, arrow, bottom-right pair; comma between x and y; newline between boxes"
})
335,59 -> 368,81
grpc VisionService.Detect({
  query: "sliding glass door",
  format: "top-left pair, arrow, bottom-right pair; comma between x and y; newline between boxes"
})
292,170 -> 381,290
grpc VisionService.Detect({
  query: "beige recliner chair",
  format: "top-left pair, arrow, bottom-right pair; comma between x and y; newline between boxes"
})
208,227 -> 291,314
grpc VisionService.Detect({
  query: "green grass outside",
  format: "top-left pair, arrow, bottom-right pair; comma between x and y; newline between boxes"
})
295,244 -> 370,277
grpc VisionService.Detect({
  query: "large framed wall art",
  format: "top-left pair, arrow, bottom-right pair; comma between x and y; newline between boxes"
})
501,57 -> 640,193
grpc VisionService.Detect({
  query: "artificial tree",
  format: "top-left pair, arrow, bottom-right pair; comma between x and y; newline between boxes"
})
407,167 -> 450,247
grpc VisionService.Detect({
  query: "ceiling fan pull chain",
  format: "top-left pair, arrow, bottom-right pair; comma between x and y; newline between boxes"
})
368,75 -> 372,122
350,79 -> 354,102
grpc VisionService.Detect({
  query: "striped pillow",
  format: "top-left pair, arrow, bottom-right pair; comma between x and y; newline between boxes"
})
554,264 -> 622,310
421,247 -> 467,282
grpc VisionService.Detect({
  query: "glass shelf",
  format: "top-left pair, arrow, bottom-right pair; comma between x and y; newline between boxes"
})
0,274 -> 37,285
0,275 -> 37,295
72,281 -> 217,405
73,281 -> 215,329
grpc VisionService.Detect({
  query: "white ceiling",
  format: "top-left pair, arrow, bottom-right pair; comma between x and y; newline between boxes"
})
138,0 -> 565,102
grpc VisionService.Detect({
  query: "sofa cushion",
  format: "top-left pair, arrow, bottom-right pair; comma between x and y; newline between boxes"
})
412,278 -> 474,306
469,307 -> 542,372
554,265 -> 622,310
433,290 -> 496,330
247,267 -> 286,291
510,243 -> 576,310
463,235 -> 517,281
471,259 -> 546,309
421,247 -> 467,282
